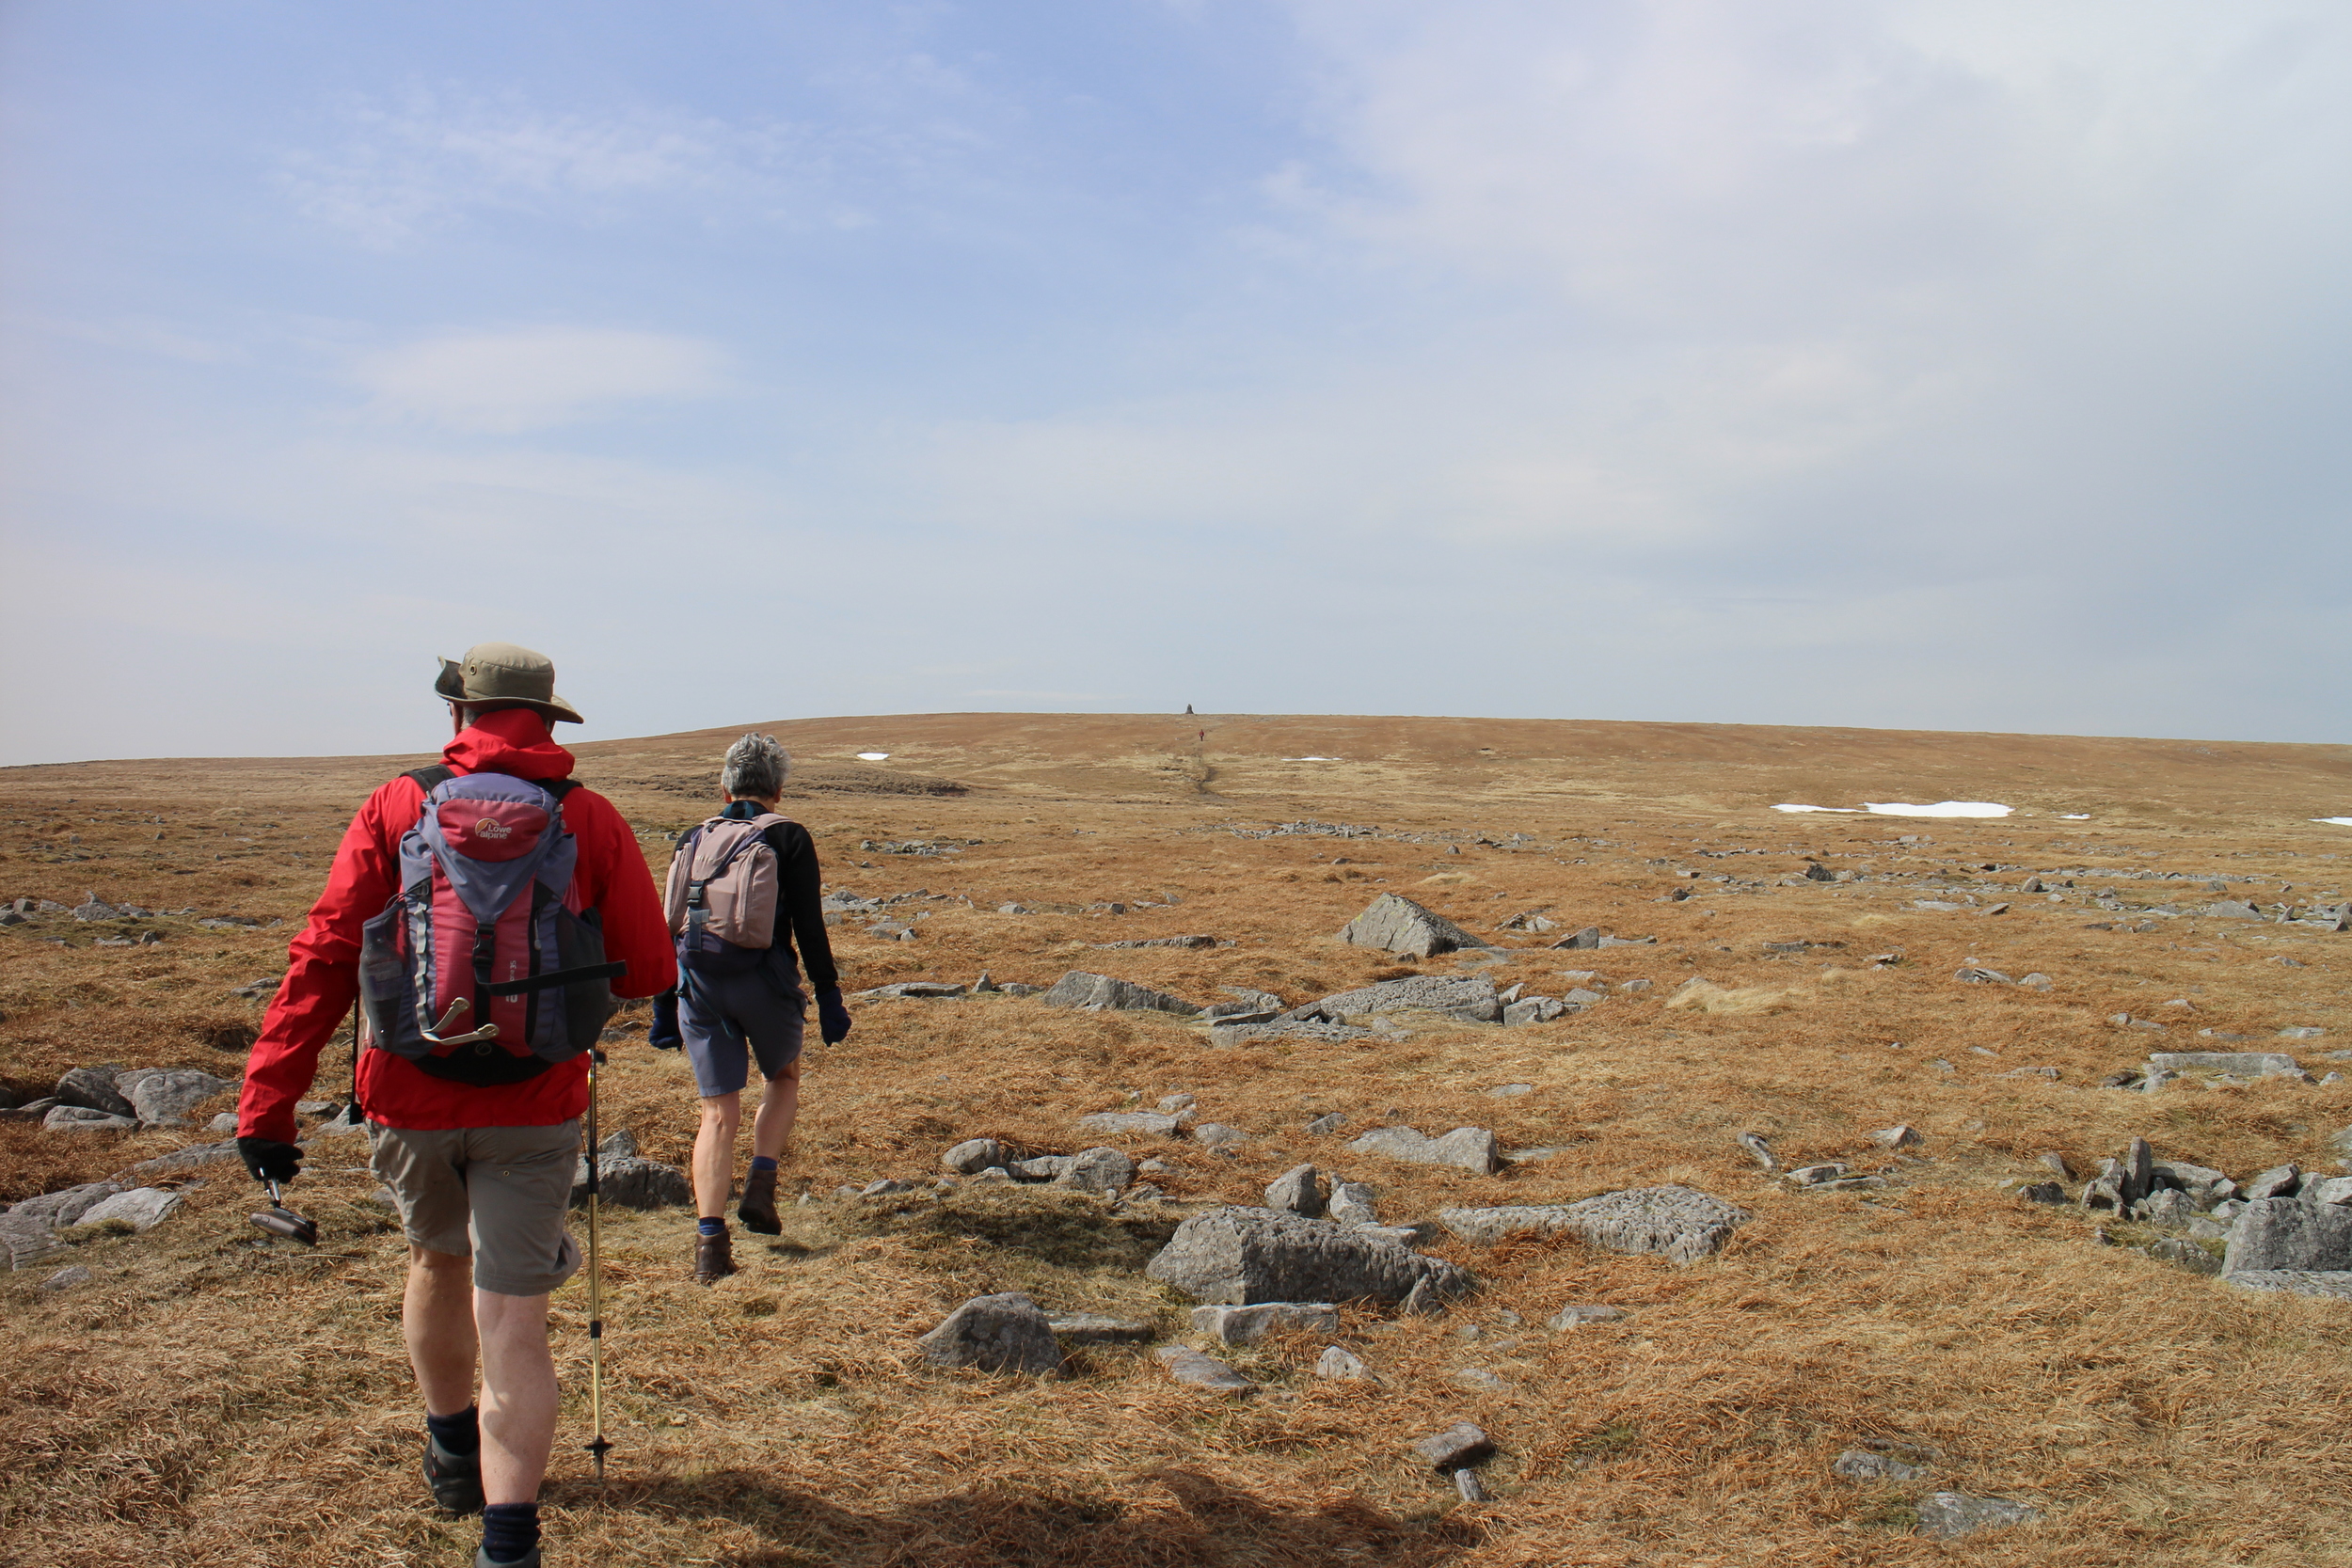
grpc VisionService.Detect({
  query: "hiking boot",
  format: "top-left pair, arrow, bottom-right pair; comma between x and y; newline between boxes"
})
474,1547 -> 541,1568
423,1433 -> 485,1514
739,1166 -> 782,1235
693,1230 -> 736,1285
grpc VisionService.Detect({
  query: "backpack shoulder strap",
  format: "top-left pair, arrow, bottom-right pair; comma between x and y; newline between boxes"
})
403,765 -> 455,793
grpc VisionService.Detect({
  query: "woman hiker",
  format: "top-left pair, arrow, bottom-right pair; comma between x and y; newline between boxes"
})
649,734 -> 851,1283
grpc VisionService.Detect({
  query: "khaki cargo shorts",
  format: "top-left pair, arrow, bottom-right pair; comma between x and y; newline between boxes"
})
370,1119 -> 582,1297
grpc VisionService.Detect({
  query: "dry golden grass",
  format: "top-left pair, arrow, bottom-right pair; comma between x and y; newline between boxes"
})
4,711 -> 2351,1565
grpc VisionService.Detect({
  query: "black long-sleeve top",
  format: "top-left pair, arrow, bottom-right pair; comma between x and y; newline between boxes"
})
717,800 -> 840,993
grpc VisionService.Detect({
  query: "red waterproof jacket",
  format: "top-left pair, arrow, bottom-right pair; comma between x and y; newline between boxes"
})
236,710 -> 676,1144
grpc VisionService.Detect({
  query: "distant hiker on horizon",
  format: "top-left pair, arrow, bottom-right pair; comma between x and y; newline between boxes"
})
647,733 -> 850,1284
234,642 -> 675,1568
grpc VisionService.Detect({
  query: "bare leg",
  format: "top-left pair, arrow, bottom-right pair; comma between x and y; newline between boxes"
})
473,1288 -> 557,1507
692,1092 -> 742,1218
405,1245 -> 478,1417
749,1057 -> 801,1162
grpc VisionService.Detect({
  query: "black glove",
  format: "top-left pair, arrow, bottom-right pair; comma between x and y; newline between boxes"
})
648,987 -> 682,1050
817,986 -> 852,1046
238,1136 -> 303,1185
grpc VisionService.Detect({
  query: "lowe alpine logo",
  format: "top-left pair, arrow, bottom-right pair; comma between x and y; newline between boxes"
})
473,817 -> 513,840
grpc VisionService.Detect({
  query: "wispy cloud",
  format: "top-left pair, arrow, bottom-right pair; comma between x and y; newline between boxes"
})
352,326 -> 730,432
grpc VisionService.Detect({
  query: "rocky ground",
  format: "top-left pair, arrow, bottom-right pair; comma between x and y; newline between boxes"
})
2,711 -> 2350,1566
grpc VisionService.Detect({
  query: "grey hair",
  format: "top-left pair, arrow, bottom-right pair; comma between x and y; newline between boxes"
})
721,733 -> 791,800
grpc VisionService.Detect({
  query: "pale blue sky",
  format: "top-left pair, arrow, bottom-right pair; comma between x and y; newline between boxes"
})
5,1 -> 2349,764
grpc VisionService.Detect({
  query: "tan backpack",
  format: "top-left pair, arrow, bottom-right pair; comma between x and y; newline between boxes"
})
664,814 -> 787,974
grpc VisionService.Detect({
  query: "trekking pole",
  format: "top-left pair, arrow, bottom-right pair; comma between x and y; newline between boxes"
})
583,1049 -> 612,1490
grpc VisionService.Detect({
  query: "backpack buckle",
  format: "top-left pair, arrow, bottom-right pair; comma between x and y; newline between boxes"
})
419,996 -> 501,1048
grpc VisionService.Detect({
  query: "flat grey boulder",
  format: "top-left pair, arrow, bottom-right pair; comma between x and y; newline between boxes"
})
53,1068 -> 133,1118
9,1181 -> 126,1229
917,1291 -> 1063,1374
1413,1421 -> 1494,1469
1145,1205 -> 1476,1306
1076,1111 -> 1184,1138
1190,1302 -> 1339,1343
570,1155 -> 692,1211
1046,1314 -> 1155,1345
1154,1345 -> 1255,1392
39,1264 -> 93,1292
1039,972 -> 1200,1016
45,1105 -> 137,1132
1345,1124 -> 1502,1175
1289,974 -> 1500,1024
1835,1449 -> 1928,1482
1438,1185 -> 1751,1263
1057,1147 -> 1136,1193
2225,1196 -> 2352,1273
1191,1123 -> 1248,1148
2225,1270 -> 2352,1300
852,981 -> 967,1001
1338,893 -> 1492,958
1916,1492 -> 2041,1540
2149,1051 -> 2301,1078
1549,1303 -> 1629,1329
1012,1155 -> 1073,1180
122,1069 -> 234,1127
75,1187 -> 183,1231
941,1137 -> 1009,1174
0,1214 -> 68,1271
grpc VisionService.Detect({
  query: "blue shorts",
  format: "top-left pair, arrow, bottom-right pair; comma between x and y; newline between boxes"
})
679,955 -> 806,1099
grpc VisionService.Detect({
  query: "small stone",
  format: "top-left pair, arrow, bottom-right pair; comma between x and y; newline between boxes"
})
572,1156 -> 693,1211
1737,1132 -> 1777,1172
2018,973 -> 2054,990
1453,1468 -> 1490,1502
1548,1303 -> 1628,1330
53,1067 -> 134,1119
1915,1492 -> 2041,1541
1835,1449 -> 1927,1482
2022,1182 -> 2067,1204
38,1264 -> 93,1291
74,1188 -> 183,1231
1315,1344 -> 1373,1380
1154,1345 -> 1256,1392
1077,1111 -> 1182,1139
1305,1112 -> 1348,1136
1011,1156 -> 1073,1181
917,1292 -> 1064,1374
2243,1164 -> 2302,1201
1413,1421 -> 1494,1469
1452,1367 -> 1506,1392
1157,1092 -> 1197,1114
1338,893 -> 1493,958
1871,1124 -> 1922,1149
1191,1123 -> 1248,1148
1327,1181 -> 1380,1227
942,1138 -> 1009,1174
43,1105 -> 138,1132
1190,1302 -> 1339,1343
863,1178 -> 914,1197
1057,1147 -> 1136,1194
1399,1275 -> 1448,1316
1264,1164 -> 1327,1217
1346,1124 -> 1502,1175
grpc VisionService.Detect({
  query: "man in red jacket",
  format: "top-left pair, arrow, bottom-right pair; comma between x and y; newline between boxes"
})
236,643 -> 675,1568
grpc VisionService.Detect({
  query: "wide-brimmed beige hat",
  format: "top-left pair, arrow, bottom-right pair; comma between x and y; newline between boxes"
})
434,641 -> 584,724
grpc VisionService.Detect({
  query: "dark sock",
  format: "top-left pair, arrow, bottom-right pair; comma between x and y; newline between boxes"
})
482,1502 -> 539,1563
749,1155 -> 778,1173
425,1405 -> 479,1456
697,1216 -> 725,1237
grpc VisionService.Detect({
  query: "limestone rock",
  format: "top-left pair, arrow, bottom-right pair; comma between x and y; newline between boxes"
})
1305,1112 -> 1348,1136
2243,1164 -> 2302,1201
1045,1314 -> 1155,1345
123,1069 -> 233,1127
1315,1344 -> 1373,1380
38,1264 -> 92,1292
9,1182 -> 125,1229
1153,1345 -> 1255,1392
1289,974 -> 1501,1024
1145,1206 -> 1475,1306
2147,1051 -> 2301,1078
74,1187 -> 183,1231
1413,1421 -> 1494,1469
570,1155 -> 692,1211
1264,1164 -> 1327,1216
1191,1123 -> 1248,1148
1057,1147 -> 1136,1193
1013,1155 -> 1074,1180
0,1215 -> 67,1272
1548,1303 -> 1628,1329
2225,1196 -> 2352,1273
1038,972 -> 1200,1016
1871,1124 -> 1922,1149
1189,1302 -> 1339,1343
1327,1181 -> 1380,1227
2225,1269 -> 2352,1300
917,1292 -> 1064,1375
1076,1111 -> 1184,1139
1915,1492 -> 2041,1540
53,1068 -> 134,1119
1337,894 -> 1491,958
1835,1449 -> 1927,1482
941,1138 -> 1009,1174
1345,1124 -> 1502,1175
44,1105 -> 137,1132
1438,1186 -> 1751,1263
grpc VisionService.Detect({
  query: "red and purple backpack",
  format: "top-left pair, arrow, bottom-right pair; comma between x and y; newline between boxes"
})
358,768 -> 624,1085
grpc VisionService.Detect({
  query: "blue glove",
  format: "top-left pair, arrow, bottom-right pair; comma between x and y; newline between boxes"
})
648,987 -> 682,1050
817,986 -> 852,1045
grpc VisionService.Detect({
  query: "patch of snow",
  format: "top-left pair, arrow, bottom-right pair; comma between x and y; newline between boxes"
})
1772,803 -> 1859,814
2314,817 -> 2352,828
856,752 -> 890,761
2059,814 -> 2090,819
1283,756 -> 1341,762
1864,801 -> 2012,819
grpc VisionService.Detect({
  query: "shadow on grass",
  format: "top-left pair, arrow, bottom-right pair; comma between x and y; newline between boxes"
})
562,1465 -> 1478,1567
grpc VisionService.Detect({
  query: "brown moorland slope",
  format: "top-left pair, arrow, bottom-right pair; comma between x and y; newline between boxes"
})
3,712 -> 2350,1567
